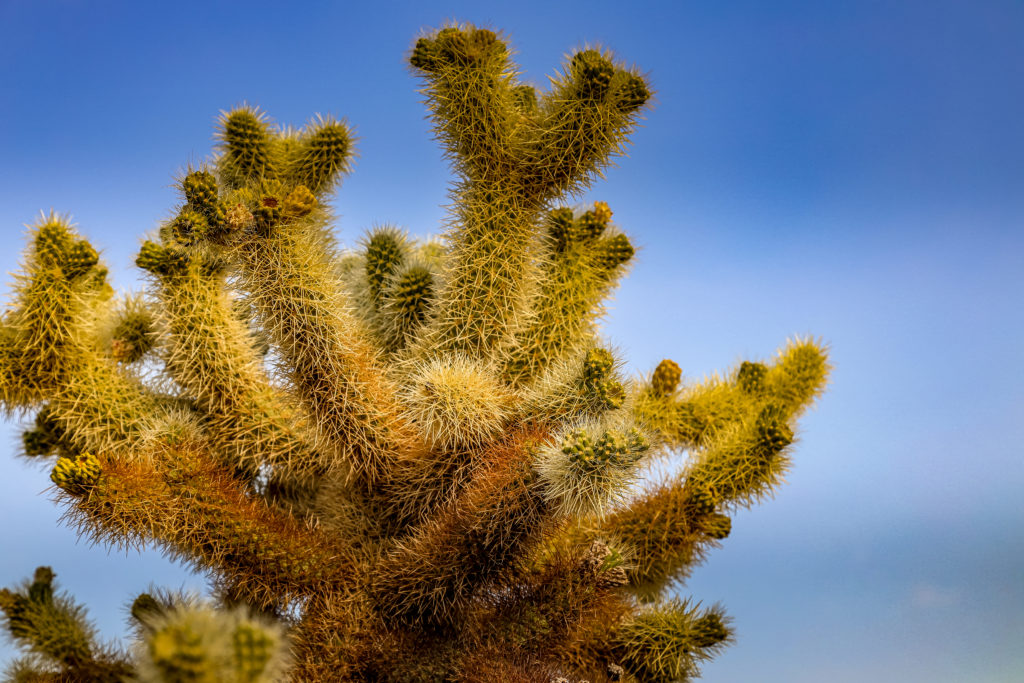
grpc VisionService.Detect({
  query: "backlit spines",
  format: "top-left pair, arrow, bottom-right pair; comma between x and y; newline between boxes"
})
216,106 -> 277,189
230,216 -> 422,493
144,239 -> 325,486
504,205 -> 634,385
616,599 -> 732,683
286,114 -> 354,196
535,417 -> 650,518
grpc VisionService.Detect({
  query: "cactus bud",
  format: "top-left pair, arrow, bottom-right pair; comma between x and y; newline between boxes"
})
282,184 -> 317,218
651,359 -> 681,397
252,196 -> 281,234
63,240 -> 99,279
703,513 -> 732,540
232,621 -> 275,680
737,360 -> 768,394
571,50 -> 615,99
365,228 -> 406,300
168,208 -> 209,247
615,72 -> 650,112
50,452 -> 101,495
291,116 -> 352,194
593,233 -> 635,270
219,107 -> 276,185
35,221 -> 71,265
755,404 -> 793,457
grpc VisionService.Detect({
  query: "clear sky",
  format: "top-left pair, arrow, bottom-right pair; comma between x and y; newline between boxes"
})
1,1 -> 1022,680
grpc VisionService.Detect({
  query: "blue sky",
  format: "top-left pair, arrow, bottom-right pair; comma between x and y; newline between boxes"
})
1,1 -> 1022,680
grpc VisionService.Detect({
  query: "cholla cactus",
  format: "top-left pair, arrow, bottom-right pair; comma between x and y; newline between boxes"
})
0,23 -> 829,683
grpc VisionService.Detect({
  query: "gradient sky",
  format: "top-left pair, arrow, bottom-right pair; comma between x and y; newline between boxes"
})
1,1 -> 1022,680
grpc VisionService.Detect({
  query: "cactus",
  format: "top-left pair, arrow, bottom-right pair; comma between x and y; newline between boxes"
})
0,22 -> 829,683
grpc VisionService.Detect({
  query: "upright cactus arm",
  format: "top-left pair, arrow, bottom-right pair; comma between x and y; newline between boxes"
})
140,230 -> 326,489
504,203 -> 635,385
519,48 -> 651,196
228,212 -> 422,493
409,25 -> 521,183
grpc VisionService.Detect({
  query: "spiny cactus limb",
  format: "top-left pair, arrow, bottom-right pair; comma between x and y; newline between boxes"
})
409,24 -> 520,183
633,340 -> 830,452
614,599 -> 732,683
599,475 -> 729,598
284,114 -> 354,196
0,567 -> 134,681
518,49 -> 651,196
412,184 -> 545,362
370,427 -> 554,627
470,540 -> 631,661
142,242 -> 326,486
0,215 -> 108,407
229,215 -> 424,491
504,206 -> 634,385
54,446 -> 360,611
215,106 -> 279,191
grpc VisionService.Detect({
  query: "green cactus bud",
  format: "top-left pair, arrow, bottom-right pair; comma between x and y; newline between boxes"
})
50,452 -> 101,495
365,228 -> 406,300
686,487 -> 717,517
131,593 -> 165,627
169,208 -> 210,247
63,240 -> 99,279
148,619 -> 207,681
232,621 -> 274,680
35,221 -> 71,265
755,404 -> 794,457
28,567 -> 54,605
182,170 -> 227,232
594,233 -> 635,270
392,266 -> 432,312
547,207 -> 575,251
737,360 -> 768,394
136,240 -> 188,277
410,36 -> 441,71
703,512 -> 732,540
652,358 -> 682,397
615,72 -> 650,112
282,184 -> 317,218
22,406 -> 66,457
575,210 -> 606,241
692,612 -> 731,649
583,348 -> 614,383
111,311 -> 155,363
571,50 -> 615,98
597,378 -> 626,409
